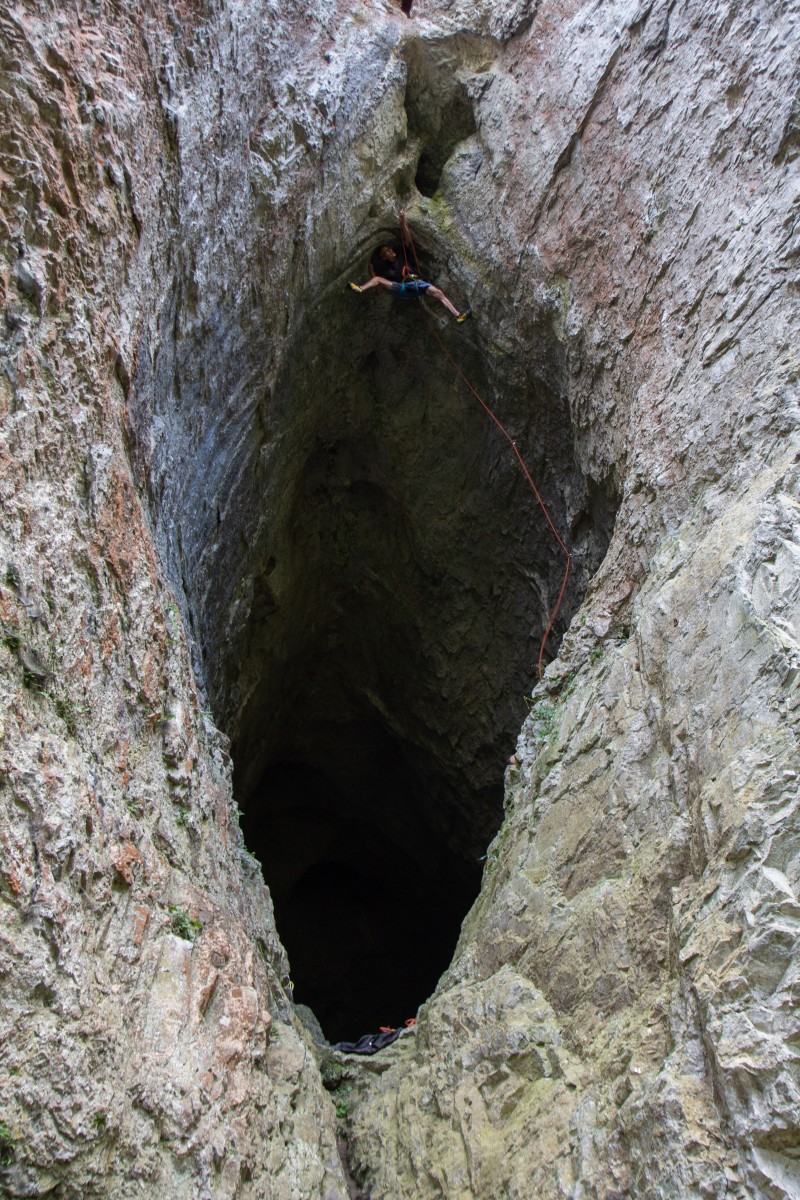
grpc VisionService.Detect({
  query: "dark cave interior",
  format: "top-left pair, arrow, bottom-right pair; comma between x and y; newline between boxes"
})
120,33 -> 623,1049
240,741 -> 486,1041
204,227 -> 618,1044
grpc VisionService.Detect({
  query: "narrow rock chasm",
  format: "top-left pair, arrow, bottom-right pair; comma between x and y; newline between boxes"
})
120,45 -> 620,1047
139,222 -> 618,1043
404,47 -> 477,198
208,230 -> 619,1042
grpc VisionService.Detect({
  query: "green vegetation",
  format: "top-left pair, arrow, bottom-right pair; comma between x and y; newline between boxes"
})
2,633 -> 50,690
330,1083 -> 354,1124
169,906 -> 202,941
526,698 -> 556,741
479,844 -> 500,874
0,1120 -> 14,1166
52,693 -> 88,736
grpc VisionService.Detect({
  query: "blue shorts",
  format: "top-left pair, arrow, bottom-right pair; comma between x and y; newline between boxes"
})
390,280 -> 431,297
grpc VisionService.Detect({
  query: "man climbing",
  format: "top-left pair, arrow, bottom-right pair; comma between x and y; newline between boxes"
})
350,211 -> 471,322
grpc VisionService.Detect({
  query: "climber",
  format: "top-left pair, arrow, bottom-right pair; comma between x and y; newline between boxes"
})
350,211 -> 471,322
368,242 -> 406,284
350,247 -> 470,321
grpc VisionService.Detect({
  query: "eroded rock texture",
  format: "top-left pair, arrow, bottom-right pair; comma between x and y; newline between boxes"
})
1,0 -> 798,1197
0,2 -> 351,1197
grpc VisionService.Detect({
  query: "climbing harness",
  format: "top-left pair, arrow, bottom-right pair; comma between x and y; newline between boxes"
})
392,278 -> 431,298
399,216 -> 572,680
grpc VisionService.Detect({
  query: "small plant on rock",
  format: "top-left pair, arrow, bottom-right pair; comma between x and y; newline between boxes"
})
529,700 -> 556,741
169,905 -> 202,941
331,1083 -> 354,1125
52,694 -> 88,736
556,669 -> 578,699
0,1120 -> 14,1166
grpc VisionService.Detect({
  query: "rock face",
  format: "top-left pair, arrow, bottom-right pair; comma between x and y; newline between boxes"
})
0,3 -> 350,1197
1,1 -> 798,1199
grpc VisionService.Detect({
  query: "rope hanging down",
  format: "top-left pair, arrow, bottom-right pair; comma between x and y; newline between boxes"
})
400,219 -> 572,680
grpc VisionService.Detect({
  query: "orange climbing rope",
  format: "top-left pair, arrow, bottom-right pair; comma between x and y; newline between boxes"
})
399,215 -> 572,679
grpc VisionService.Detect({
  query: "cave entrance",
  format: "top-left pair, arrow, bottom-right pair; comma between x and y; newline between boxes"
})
240,726 -> 484,1041
203,233 -> 617,1043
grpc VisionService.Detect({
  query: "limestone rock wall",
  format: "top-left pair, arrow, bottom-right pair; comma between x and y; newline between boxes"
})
0,0 -> 798,1197
341,1 -> 800,1197
0,2 -> 350,1196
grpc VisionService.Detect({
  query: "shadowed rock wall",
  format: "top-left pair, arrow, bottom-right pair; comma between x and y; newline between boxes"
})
122,6 -> 616,1043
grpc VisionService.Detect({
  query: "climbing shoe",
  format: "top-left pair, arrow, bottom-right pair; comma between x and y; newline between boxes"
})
349,282 -> 363,293
456,309 -> 472,323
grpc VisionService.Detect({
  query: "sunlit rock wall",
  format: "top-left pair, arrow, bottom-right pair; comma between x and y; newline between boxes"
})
343,2 -> 800,1198
0,2 -> 353,1196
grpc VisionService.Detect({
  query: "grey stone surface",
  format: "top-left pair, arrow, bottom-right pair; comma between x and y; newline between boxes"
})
0,3 -> 350,1196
